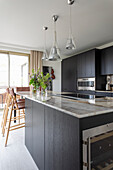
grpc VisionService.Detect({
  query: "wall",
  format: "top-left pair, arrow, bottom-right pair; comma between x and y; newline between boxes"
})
43,61 -> 61,92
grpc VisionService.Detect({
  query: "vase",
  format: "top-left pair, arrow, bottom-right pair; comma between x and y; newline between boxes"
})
32,89 -> 37,94
41,88 -> 47,95
36,88 -> 40,96
32,86 -> 37,94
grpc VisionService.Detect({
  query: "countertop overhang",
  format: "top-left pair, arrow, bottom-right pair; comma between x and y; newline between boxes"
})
17,91 -> 113,119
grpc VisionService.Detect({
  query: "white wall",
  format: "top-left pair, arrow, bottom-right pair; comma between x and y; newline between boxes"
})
43,61 -> 61,92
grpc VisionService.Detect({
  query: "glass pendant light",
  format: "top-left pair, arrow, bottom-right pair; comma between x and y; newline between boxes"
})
48,15 -> 62,61
42,26 -> 48,61
66,0 -> 76,50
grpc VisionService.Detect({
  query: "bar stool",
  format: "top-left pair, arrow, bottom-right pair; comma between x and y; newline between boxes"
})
5,90 -> 25,147
15,87 -> 30,100
1,88 -> 11,136
16,87 -> 30,92
10,88 -> 25,123
1,88 -> 10,129
1,88 -> 25,137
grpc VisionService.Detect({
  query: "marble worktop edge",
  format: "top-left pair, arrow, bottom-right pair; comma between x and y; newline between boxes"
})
24,95 -> 113,119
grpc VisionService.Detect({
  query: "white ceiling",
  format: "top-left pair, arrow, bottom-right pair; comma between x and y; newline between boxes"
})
0,0 -> 113,59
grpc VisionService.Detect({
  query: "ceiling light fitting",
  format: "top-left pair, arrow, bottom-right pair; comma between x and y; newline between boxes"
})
42,26 -> 48,61
66,0 -> 76,50
48,15 -> 62,61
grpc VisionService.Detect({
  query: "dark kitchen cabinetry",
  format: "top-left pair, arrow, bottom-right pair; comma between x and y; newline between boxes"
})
25,99 -> 81,170
101,46 -> 113,75
77,50 -> 95,78
62,46 -> 113,92
77,53 -> 84,78
95,91 -> 112,97
61,49 -> 95,92
32,101 -> 44,170
62,56 -> 77,92
62,49 -> 106,92
45,106 -> 80,170
25,99 -> 44,170
85,50 -> 95,77
25,99 -> 113,170
25,98 -> 33,157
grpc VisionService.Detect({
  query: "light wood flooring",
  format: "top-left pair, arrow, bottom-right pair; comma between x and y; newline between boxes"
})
0,111 -> 39,170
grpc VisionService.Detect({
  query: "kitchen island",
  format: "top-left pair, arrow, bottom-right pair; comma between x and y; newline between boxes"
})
19,92 -> 113,170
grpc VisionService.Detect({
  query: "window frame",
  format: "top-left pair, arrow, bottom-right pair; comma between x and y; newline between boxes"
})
0,50 -> 30,88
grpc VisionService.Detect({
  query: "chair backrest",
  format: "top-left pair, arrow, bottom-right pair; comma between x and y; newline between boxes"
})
6,88 -> 9,94
16,87 -> 30,92
10,88 -> 15,97
10,88 -> 19,108
5,88 -> 10,103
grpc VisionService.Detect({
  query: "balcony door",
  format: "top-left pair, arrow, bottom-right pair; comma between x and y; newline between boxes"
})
0,53 -> 9,88
0,52 -> 29,88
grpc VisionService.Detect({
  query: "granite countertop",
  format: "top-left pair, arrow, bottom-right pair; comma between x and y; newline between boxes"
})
95,90 -> 113,93
17,91 -> 113,119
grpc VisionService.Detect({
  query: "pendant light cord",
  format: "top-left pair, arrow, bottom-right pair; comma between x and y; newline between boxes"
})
44,30 -> 46,51
54,21 -> 57,47
69,5 -> 72,39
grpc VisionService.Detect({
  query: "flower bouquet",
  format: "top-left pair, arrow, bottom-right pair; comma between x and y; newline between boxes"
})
29,69 -> 51,95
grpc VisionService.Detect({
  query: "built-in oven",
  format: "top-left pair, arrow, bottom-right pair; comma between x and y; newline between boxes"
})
77,78 -> 95,91
83,122 -> 113,170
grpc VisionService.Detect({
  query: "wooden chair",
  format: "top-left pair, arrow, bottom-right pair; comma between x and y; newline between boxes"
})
16,87 -> 30,92
5,90 -> 25,147
1,88 -> 25,137
10,88 -> 25,123
16,87 -> 30,100
1,88 -> 10,130
15,87 -> 30,100
1,89 -> 11,136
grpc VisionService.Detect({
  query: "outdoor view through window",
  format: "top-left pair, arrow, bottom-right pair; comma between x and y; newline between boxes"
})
0,53 -> 29,88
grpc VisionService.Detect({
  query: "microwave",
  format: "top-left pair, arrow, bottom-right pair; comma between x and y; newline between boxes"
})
77,78 -> 95,91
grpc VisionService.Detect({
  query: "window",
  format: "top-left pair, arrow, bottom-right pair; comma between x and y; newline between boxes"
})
0,51 -> 29,88
0,53 -> 8,88
10,54 -> 28,87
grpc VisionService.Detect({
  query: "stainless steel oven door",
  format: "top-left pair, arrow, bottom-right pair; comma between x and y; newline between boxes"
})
77,78 -> 95,91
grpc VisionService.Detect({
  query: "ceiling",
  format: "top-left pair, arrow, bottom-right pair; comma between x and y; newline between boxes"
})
0,0 -> 113,59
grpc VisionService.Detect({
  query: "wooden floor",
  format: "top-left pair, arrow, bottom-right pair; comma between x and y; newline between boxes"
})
0,111 -> 39,170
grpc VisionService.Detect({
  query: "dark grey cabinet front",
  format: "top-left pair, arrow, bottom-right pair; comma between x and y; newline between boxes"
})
77,50 -> 95,78
101,47 -> 113,75
45,106 -> 80,170
32,101 -> 44,170
25,98 -> 33,157
62,56 -> 77,92
85,50 -> 95,77
77,54 -> 82,78
81,53 -> 86,77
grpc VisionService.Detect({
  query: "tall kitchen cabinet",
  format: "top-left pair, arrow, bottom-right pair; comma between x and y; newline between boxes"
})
101,46 -> 113,75
77,50 -> 95,78
62,49 -> 106,92
61,56 -> 77,92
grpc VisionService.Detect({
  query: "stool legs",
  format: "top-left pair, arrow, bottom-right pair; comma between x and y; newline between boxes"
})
2,98 -> 10,136
2,108 -> 8,137
1,105 -> 6,127
18,110 -> 20,124
1,92 -> 25,147
5,107 -> 13,147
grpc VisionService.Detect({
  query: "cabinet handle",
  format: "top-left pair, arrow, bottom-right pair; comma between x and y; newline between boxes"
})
88,137 -> 91,170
